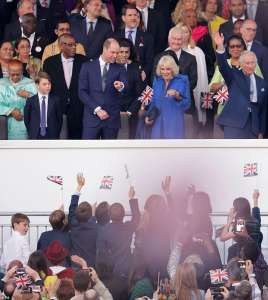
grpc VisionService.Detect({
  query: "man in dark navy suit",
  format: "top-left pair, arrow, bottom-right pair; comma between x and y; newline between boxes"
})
24,72 -> 62,139
78,38 -> 128,139
214,32 -> 267,139
114,4 -> 154,80
240,19 -> 268,82
70,0 -> 113,59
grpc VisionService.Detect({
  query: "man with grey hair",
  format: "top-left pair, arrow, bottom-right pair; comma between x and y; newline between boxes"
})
240,19 -> 268,82
152,26 -> 198,137
214,32 -> 268,139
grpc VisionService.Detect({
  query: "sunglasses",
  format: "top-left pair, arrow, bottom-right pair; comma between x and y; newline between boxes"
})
229,44 -> 243,49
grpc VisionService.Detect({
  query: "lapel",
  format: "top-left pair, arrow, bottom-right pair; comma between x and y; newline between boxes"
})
57,54 -> 70,91
33,96 -> 41,122
255,75 -> 263,103
82,18 -> 88,39
69,56 -> 79,89
237,71 -> 251,99
95,59 -> 103,91
47,94 -> 53,117
135,29 -> 143,47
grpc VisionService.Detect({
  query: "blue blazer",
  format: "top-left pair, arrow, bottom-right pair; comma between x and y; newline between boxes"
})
24,94 -> 62,139
78,59 -> 128,130
251,40 -> 268,81
216,52 -> 268,136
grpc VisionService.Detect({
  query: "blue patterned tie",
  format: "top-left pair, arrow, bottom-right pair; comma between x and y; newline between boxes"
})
127,30 -> 133,44
40,96 -> 46,136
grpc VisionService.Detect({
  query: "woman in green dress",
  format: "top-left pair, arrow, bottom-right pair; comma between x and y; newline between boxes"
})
0,59 -> 37,139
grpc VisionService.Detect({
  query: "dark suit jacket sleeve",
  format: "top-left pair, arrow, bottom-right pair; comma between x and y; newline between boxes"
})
55,96 -> 63,135
68,194 -> 80,225
260,88 -> 268,135
23,97 -> 32,132
125,198 -> 141,231
119,65 -> 128,93
78,63 -> 100,114
216,51 -> 233,86
144,34 -> 154,77
252,207 -> 261,225
128,69 -> 146,114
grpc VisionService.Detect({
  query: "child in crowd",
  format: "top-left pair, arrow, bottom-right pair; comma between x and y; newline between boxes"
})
0,213 -> 30,270
24,71 -> 62,140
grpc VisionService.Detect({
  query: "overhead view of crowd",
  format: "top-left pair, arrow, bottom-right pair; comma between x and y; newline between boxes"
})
0,174 -> 267,300
0,0 -> 268,140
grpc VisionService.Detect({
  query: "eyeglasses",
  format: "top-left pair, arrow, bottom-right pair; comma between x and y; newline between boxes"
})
229,44 -> 243,49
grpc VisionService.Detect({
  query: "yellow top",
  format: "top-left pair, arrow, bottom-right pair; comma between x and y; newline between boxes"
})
209,15 -> 227,49
41,40 -> 86,65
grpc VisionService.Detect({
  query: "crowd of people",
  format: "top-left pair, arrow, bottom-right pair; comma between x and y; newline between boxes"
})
0,174 -> 267,300
0,0 -> 268,139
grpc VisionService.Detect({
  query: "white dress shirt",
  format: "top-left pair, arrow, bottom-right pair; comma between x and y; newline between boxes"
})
232,15 -> 246,23
246,41 -> 253,50
0,230 -> 31,270
137,6 -> 149,29
250,74 -> 257,103
61,54 -> 74,89
22,32 -> 35,50
38,92 -> 49,126
86,17 -> 97,34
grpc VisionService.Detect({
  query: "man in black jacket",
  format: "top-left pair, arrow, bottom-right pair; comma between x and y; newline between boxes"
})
114,4 -> 154,81
43,33 -> 87,139
70,0 -> 113,59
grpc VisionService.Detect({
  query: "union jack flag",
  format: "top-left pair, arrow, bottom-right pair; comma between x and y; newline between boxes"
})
138,85 -> 153,106
213,85 -> 229,104
200,92 -> 213,110
209,269 -> 229,284
243,163 -> 258,177
15,273 -> 32,288
100,176 -> 114,190
47,175 -> 63,185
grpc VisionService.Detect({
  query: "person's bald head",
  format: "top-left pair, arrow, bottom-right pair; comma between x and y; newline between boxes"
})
8,60 -> 23,83
59,33 -> 76,58
102,38 -> 120,63
240,19 -> 257,43
21,13 -> 37,36
17,0 -> 34,17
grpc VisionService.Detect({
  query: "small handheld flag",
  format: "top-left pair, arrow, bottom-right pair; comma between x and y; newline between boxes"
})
243,163 -> 258,177
209,269 -> 229,284
100,176 -> 114,190
47,175 -> 63,185
138,85 -> 153,106
213,85 -> 229,104
200,92 -> 213,110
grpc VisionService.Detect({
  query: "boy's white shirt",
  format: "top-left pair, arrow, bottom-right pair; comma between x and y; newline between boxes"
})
0,230 -> 31,270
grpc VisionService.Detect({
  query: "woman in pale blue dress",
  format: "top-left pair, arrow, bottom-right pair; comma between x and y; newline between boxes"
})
0,60 -> 37,139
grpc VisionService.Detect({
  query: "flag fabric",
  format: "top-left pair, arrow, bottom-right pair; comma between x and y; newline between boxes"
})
15,272 -> 33,288
47,175 -> 63,185
100,176 -> 114,190
213,85 -> 229,104
243,163 -> 258,177
209,269 -> 229,284
200,92 -> 213,110
138,85 -> 153,106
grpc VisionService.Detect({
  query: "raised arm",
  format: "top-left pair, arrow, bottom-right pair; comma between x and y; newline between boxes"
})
126,185 -> 141,231
214,32 -> 233,86
68,173 -> 85,224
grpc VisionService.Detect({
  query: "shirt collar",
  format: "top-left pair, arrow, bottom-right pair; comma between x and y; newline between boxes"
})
38,92 -> 49,99
86,16 -> 97,23
137,6 -> 148,13
99,56 -> 108,67
61,53 -> 74,63
125,27 -> 137,33
232,15 -> 246,23
22,31 -> 35,40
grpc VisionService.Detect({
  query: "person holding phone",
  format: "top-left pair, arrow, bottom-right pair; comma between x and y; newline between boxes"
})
220,196 -> 261,261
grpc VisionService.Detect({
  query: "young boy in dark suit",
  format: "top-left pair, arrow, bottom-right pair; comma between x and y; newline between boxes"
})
24,72 -> 62,139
